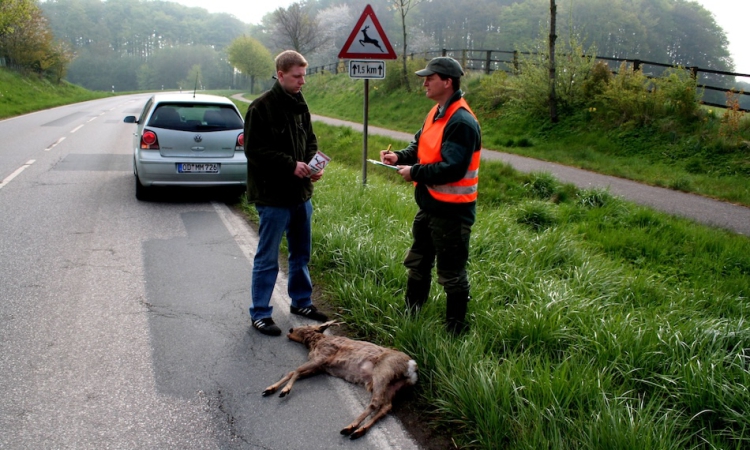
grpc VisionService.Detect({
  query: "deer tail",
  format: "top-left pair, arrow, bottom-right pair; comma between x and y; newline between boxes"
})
406,360 -> 418,385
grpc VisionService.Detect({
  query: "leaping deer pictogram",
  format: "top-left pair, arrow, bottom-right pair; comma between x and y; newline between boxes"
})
359,26 -> 384,52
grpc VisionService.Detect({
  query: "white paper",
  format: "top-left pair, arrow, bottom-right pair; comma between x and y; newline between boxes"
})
308,150 -> 331,175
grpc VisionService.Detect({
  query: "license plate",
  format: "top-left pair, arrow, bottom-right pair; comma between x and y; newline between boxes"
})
177,163 -> 219,173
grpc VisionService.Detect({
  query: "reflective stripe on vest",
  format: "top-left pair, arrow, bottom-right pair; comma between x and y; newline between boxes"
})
417,98 -> 480,203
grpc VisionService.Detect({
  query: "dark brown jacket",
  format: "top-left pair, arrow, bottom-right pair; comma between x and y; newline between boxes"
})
244,81 -> 318,206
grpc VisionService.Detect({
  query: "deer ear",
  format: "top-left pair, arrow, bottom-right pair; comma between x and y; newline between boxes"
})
317,320 -> 339,333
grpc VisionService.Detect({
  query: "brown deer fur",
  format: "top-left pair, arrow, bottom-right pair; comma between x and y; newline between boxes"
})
262,321 -> 418,440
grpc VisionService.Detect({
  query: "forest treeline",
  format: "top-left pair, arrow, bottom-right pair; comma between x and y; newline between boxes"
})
0,0 -> 739,93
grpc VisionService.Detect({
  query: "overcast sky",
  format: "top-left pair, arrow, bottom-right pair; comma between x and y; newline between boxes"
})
170,0 -> 749,75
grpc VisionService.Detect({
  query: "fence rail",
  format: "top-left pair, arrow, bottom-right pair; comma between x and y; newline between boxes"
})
307,48 -> 750,112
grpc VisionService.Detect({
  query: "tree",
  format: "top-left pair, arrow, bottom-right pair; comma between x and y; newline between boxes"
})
227,35 -> 274,94
270,2 -> 323,55
0,1 -> 72,78
179,65 -> 203,92
388,0 -> 428,91
413,0 -> 508,50
308,4 -> 353,68
0,0 -> 34,36
548,0 -> 558,123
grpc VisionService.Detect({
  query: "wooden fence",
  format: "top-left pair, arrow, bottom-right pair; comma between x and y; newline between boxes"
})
307,49 -> 750,112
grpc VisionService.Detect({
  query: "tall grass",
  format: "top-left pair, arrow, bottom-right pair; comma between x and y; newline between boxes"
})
242,122 -> 750,449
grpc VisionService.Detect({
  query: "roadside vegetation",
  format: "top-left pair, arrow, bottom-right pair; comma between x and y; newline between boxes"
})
0,68 -> 109,119
299,57 -> 750,207
237,121 -> 749,449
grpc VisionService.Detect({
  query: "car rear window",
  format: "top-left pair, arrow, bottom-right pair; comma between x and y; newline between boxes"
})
147,103 -> 243,131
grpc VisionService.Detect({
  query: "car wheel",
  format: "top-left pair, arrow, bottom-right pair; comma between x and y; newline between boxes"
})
135,173 -> 151,201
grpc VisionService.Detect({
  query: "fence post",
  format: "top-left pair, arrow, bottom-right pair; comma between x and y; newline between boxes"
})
462,49 -> 467,71
485,51 -> 492,75
513,51 -> 519,73
633,59 -> 641,72
442,48 -> 447,57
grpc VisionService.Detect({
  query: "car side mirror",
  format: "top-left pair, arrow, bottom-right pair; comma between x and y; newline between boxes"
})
123,116 -> 137,123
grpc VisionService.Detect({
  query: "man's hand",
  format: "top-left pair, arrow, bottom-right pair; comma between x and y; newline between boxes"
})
397,165 -> 412,182
293,161 -> 312,178
380,150 -> 398,166
311,168 -> 324,182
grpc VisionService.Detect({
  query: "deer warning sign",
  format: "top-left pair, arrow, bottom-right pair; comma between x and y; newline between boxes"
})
338,4 -> 397,60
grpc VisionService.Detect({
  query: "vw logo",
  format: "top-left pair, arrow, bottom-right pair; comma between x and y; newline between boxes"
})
193,134 -> 203,143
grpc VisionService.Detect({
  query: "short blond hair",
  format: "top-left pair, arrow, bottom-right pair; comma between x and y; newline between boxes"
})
275,50 -> 308,73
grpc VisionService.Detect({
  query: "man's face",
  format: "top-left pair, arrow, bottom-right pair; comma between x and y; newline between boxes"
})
278,65 -> 306,95
422,74 -> 451,103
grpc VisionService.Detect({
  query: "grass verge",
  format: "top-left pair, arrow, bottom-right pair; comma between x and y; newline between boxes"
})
0,68 -> 111,119
239,122 -> 749,449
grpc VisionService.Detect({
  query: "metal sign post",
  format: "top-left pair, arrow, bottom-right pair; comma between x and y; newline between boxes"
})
348,60 -> 385,186
338,4 -> 397,185
363,78 -> 369,185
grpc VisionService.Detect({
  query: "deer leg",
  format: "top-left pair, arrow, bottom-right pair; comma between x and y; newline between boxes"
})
346,378 -> 399,439
272,359 -> 324,398
349,402 -> 392,440
342,381 -> 388,438
340,404 -> 375,436
262,371 -> 294,396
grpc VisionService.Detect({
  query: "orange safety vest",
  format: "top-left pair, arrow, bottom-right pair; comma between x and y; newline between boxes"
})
417,98 -> 480,203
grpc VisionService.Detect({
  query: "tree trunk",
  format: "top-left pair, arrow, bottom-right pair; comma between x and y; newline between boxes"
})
400,10 -> 410,92
549,0 -> 558,123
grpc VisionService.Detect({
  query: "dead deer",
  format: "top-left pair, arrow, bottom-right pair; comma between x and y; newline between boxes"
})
262,321 -> 418,440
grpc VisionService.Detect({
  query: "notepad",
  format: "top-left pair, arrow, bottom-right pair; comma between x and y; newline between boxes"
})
367,159 -> 399,170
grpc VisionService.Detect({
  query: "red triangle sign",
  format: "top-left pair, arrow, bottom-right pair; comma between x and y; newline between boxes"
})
338,4 -> 397,60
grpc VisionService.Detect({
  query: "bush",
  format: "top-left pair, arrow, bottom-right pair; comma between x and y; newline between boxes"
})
376,58 -> 429,94
503,39 -> 599,118
594,64 -> 701,128
473,70 -> 511,110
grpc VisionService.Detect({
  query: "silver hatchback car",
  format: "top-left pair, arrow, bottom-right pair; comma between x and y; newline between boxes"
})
124,93 -> 246,200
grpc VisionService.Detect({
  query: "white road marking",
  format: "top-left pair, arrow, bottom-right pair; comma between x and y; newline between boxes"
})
46,137 -> 65,151
70,124 -> 84,133
0,160 -> 36,190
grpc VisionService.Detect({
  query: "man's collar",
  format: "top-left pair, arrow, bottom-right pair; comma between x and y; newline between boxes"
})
435,90 -> 463,119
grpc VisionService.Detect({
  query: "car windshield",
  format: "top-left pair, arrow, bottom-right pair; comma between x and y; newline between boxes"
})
147,103 -> 243,131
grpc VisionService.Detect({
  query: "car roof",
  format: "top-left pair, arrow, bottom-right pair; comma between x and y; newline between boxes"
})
149,93 -> 236,106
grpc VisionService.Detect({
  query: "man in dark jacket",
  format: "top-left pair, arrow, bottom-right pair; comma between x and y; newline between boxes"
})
380,57 -> 481,335
244,50 -> 328,336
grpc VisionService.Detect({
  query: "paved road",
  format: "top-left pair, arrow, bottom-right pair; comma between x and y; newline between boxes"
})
308,114 -> 750,237
0,94 -> 418,449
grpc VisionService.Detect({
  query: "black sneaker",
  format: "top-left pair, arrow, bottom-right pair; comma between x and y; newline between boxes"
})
290,305 -> 328,322
252,318 -> 282,336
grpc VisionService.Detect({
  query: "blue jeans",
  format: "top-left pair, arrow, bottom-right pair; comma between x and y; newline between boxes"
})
250,200 -> 314,321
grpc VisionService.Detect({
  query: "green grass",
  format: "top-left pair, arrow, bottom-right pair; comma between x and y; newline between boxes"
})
0,68 -> 111,119
240,122 -> 749,449
299,70 -> 750,207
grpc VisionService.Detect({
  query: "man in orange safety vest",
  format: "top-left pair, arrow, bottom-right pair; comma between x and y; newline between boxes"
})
380,56 -> 482,335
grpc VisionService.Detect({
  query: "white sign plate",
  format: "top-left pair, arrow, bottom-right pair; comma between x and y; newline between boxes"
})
349,60 -> 386,79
